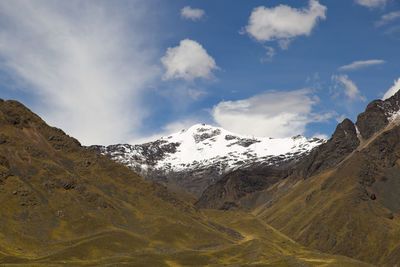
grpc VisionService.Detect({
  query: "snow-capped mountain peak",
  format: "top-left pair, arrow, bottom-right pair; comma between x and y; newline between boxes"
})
153,123 -> 323,172
91,124 -> 325,195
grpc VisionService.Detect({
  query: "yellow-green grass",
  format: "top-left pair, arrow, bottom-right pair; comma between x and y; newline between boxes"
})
256,153 -> 400,266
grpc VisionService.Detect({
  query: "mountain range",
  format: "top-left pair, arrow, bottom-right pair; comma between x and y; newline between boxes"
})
91,124 -> 324,196
1,90 -> 400,266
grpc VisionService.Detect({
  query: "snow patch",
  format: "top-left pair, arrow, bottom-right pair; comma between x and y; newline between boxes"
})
388,110 -> 400,123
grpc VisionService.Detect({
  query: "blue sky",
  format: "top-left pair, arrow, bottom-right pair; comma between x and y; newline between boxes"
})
0,0 -> 400,145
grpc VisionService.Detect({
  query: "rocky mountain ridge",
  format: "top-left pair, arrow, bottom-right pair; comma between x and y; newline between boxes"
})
91,124 -> 324,195
196,90 -> 400,210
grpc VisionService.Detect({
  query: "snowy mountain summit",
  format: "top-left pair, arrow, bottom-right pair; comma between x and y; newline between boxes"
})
91,124 -> 325,195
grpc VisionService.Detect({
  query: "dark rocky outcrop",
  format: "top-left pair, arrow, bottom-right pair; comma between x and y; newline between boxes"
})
293,118 -> 360,178
356,90 -> 400,140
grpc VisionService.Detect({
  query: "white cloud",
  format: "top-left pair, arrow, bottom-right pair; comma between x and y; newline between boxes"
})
161,39 -> 218,81
0,1 -> 159,145
376,11 -> 400,27
382,78 -> 400,100
355,0 -> 387,8
181,6 -> 205,21
212,89 -> 332,138
331,75 -> 366,101
244,0 -> 326,49
339,59 -> 385,71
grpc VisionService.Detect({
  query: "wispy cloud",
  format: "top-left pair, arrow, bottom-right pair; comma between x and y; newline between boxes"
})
212,89 -> 333,138
375,11 -> 400,27
338,59 -> 385,71
244,0 -> 326,49
0,0 -> 159,145
261,46 -> 276,62
181,6 -> 205,21
188,88 -> 207,100
331,74 -> 366,102
384,25 -> 400,35
355,0 -> 387,8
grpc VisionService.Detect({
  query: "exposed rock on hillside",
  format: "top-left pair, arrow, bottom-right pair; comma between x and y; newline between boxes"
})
356,90 -> 400,139
293,118 -> 360,178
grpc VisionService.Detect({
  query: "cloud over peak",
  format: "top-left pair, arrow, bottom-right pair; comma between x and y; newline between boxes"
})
244,0 -> 326,49
181,6 -> 205,21
212,89 -> 332,138
161,39 -> 218,81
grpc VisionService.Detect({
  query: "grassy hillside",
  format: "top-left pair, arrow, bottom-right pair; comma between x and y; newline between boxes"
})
0,99 -> 230,264
256,125 -> 400,265
0,98 -> 374,266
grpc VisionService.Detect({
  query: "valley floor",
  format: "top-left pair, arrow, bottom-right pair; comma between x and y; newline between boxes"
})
0,210 -> 373,267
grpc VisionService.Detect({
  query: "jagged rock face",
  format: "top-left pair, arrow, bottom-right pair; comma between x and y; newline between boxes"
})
356,90 -> 400,140
91,124 -> 324,196
293,118 -> 360,178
